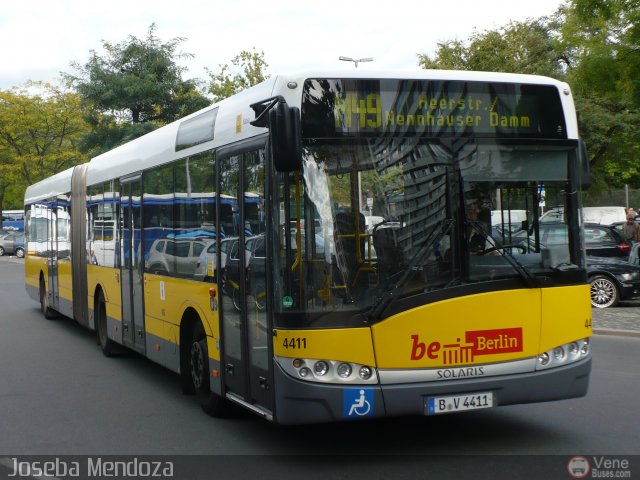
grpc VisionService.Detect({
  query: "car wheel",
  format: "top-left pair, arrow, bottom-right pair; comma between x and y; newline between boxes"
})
0,246 -> 4,256
590,274 -> 620,308
15,247 -> 24,258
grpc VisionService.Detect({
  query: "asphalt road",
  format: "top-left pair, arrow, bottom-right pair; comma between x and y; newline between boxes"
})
0,256 -> 638,478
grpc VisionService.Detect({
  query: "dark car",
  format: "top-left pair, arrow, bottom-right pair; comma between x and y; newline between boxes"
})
0,232 -> 25,257
587,255 -> 640,308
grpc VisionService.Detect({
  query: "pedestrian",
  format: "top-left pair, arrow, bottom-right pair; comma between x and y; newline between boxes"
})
622,214 -> 640,244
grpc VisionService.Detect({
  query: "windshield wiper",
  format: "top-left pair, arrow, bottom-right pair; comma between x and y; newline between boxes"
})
366,219 -> 454,322
468,221 -> 540,288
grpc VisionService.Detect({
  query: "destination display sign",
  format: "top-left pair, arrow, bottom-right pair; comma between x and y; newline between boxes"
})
301,78 -> 567,139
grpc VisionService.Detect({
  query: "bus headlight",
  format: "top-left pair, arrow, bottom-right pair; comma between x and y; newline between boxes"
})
581,338 -> 590,356
567,342 -> 580,360
276,356 -> 378,384
553,346 -> 566,362
538,352 -> 550,366
536,338 -> 591,370
314,361 -> 329,376
337,363 -> 352,378
359,366 -> 373,380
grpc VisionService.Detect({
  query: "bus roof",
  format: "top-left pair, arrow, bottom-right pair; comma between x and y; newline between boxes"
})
24,165 -> 75,205
27,69 -> 576,197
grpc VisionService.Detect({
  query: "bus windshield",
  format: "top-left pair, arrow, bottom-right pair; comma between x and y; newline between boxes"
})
272,138 -> 584,328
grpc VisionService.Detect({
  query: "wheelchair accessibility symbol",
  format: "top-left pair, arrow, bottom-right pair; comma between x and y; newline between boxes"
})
343,388 -> 374,418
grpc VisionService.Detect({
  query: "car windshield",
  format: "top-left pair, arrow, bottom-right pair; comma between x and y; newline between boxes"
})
271,139 -> 585,327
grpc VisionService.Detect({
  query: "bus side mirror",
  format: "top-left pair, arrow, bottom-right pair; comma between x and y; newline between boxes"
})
579,140 -> 591,190
269,102 -> 302,172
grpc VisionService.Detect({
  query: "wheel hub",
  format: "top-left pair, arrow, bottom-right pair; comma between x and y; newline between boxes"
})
190,341 -> 205,388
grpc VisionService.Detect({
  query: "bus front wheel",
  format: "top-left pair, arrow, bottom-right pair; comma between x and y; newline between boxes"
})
189,321 -> 230,417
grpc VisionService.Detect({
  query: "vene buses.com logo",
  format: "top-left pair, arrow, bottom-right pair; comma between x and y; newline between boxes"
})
410,327 -> 523,364
567,456 -> 590,478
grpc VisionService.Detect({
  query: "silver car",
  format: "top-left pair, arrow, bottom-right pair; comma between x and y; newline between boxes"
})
0,232 -> 25,257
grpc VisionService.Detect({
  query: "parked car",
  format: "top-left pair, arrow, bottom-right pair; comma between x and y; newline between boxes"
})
146,237 -> 212,276
514,223 -> 630,258
587,255 -> 640,308
540,206 -> 628,225
193,236 -> 237,281
0,232 -> 25,257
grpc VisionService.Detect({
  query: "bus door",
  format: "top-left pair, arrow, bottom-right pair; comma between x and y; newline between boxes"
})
119,177 -> 145,352
218,147 -> 272,412
46,198 -> 59,311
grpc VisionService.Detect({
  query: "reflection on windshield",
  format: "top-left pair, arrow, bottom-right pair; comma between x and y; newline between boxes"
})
272,139 -> 582,325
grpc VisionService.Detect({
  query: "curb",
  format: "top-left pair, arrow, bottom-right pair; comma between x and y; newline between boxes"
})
593,328 -> 640,338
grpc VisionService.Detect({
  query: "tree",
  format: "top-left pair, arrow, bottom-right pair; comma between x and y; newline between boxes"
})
556,0 -> 640,190
64,24 -> 210,156
416,4 -> 640,191
0,82 -> 91,214
418,20 -> 564,77
207,48 -> 269,103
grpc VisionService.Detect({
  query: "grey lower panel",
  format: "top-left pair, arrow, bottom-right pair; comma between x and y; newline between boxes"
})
145,332 -> 180,374
106,316 -> 122,343
26,284 -> 39,304
58,297 -> 74,320
142,332 -> 221,392
273,358 -> 591,425
208,357 -> 222,395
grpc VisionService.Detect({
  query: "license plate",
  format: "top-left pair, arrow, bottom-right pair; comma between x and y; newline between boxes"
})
426,392 -> 493,415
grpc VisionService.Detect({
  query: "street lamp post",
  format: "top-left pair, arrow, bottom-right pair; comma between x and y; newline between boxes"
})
339,56 -> 373,68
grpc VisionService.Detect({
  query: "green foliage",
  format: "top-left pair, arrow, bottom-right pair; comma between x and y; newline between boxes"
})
417,2 -> 640,191
64,23 -> 210,156
207,48 -> 269,103
0,82 -> 91,207
418,20 -> 563,77
559,0 -> 640,190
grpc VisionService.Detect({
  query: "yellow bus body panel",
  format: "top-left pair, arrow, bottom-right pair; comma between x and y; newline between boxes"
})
144,274 -> 220,360
57,259 -> 73,302
87,264 -> 122,322
371,286 -> 591,369
25,255 -> 45,290
540,284 -> 592,352
371,289 -> 542,369
273,328 -> 375,366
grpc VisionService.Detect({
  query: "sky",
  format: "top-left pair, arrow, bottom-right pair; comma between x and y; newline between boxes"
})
0,0 -> 566,91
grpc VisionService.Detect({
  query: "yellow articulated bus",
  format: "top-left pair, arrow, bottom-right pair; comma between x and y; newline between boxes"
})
24,70 -> 592,424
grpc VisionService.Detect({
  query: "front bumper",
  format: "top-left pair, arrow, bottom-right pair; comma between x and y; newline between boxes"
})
619,280 -> 640,300
272,357 -> 591,425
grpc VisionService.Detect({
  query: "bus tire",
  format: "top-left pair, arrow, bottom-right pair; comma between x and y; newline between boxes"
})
96,290 -> 117,357
39,277 -> 56,319
189,321 -> 231,417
